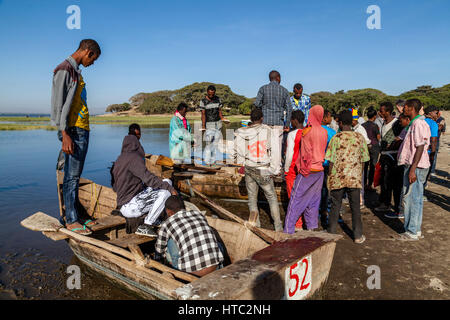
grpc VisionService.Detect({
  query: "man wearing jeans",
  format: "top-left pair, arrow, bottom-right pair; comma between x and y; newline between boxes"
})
254,70 -> 292,175
397,99 -> 431,240
51,39 -> 101,235
199,85 -> 228,166
233,108 -> 282,231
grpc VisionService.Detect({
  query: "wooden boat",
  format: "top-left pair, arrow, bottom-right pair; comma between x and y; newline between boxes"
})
21,171 -> 341,300
145,154 -> 289,202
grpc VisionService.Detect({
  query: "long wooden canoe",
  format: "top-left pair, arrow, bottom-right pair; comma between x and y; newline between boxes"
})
145,154 -> 289,202
23,170 -> 341,300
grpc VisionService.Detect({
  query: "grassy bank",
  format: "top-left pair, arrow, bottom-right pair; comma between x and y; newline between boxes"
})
0,114 -> 248,130
0,124 -> 56,131
0,117 -> 50,122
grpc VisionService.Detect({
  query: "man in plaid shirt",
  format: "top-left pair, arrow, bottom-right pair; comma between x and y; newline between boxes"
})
254,70 -> 291,175
155,196 -> 224,276
290,83 -> 311,127
255,70 -> 292,127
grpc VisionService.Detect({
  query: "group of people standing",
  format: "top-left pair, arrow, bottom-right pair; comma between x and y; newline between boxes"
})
51,39 -> 444,277
232,70 -> 444,243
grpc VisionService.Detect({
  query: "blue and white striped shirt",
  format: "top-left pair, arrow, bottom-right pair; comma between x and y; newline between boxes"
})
290,95 -> 311,126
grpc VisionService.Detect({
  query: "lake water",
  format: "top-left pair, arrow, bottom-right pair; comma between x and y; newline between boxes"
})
0,124 -> 176,299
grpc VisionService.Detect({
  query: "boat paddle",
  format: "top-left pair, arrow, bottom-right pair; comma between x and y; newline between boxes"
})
21,211 -> 136,261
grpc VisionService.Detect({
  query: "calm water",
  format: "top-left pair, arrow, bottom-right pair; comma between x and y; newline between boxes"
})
0,124 -> 172,299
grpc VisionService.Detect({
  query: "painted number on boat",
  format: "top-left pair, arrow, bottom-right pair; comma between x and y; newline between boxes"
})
285,255 -> 312,300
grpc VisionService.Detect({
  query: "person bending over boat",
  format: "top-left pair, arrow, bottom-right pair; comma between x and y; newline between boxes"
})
111,124 -> 178,236
169,102 -> 193,164
233,108 -> 283,232
155,196 -> 224,277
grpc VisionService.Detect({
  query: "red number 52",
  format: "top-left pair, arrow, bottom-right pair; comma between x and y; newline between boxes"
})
288,258 -> 311,298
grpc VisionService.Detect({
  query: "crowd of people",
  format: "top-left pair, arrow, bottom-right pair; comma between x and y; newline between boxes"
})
51,39 -> 445,277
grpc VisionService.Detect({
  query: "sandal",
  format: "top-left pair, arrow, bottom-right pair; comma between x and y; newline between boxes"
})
68,223 -> 92,235
82,219 -> 97,227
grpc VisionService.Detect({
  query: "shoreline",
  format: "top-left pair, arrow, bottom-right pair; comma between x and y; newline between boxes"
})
0,114 -> 249,130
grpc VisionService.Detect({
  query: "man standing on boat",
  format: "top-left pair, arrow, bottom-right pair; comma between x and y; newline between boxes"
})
233,108 -> 283,232
51,39 -> 101,235
199,85 -> 229,167
254,70 -> 291,175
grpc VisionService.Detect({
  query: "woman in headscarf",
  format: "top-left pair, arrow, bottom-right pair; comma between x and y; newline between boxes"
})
283,105 -> 328,233
169,102 -> 193,163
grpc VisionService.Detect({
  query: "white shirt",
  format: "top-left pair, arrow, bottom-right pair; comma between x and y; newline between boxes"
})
353,123 -> 371,145
284,129 -> 299,173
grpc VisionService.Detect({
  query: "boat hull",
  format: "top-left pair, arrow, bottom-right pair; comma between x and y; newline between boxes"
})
46,171 -> 341,300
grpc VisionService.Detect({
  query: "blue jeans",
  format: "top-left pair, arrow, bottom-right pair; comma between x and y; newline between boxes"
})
203,121 -> 222,165
402,165 -> 428,235
58,127 -> 89,225
166,238 -> 180,269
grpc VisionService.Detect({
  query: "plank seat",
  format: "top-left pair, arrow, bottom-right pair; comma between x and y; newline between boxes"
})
89,215 -> 126,232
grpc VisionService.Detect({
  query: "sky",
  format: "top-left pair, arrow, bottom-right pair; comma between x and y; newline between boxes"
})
0,0 -> 449,114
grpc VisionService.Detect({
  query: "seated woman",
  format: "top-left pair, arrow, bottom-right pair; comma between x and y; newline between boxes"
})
111,123 -> 178,236
155,196 -> 224,277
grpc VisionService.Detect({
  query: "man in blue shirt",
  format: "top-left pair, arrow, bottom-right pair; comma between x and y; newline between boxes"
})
290,83 -> 311,127
423,105 -> 439,188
